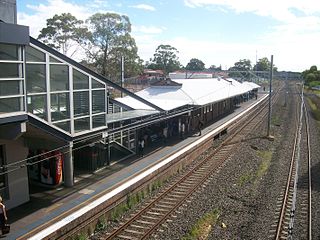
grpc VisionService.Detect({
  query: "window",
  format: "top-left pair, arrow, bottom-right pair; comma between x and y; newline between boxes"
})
74,91 -> 89,117
74,117 -> 90,132
0,43 -> 19,60
49,56 -> 62,63
73,69 -> 89,90
92,90 -> 105,114
0,98 -> 22,113
53,121 -> 70,132
50,65 -> 69,91
26,64 -> 46,93
51,93 -> 70,121
92,78 -> 105,89
26,46 -> 45,62
27,95 -> 47,120
0,63 -> 20,78
0,80 -> 22,96
92,114 -> 106,128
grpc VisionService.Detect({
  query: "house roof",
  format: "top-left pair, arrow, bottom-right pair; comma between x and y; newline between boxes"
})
116,78 -> 260,111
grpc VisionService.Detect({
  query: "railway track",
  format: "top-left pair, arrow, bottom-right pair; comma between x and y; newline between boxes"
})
270,85 -> 312,240
98,91 -> 280,240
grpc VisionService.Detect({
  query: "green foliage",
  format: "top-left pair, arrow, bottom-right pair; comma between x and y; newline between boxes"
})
256,150 -> 272,178
74,232 -> 88,240
182,209 -> 220,240
228,59 -> 252,79
84,13 -> 143,80
186,58 -> 205,71
38,13 -> 89,56
310,65 -> 318,72
209,64 -> 222,71
306,97 -> 320,121
306,73 -> 317,83
302,65 -> 320,85
238,150 -> 272,186
147,44 -> 181,74
95,216 -> 107,232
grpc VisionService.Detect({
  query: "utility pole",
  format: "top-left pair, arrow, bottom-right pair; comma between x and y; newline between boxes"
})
267,55 -> 274,139
121,56 -> 124,97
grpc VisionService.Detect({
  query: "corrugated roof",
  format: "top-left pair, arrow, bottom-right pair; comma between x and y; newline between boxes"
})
116,78 -> 260,111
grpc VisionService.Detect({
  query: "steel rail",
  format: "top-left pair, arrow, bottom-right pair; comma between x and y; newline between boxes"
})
103,90 -> 280,240
303,97 -> 312,240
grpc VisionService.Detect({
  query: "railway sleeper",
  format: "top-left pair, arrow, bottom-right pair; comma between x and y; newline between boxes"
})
124,228 -> 144,235
118,234 -> 139,240
141,215 -> 159,221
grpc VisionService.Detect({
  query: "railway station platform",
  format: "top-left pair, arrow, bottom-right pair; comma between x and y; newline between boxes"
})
6,93 -> 267,240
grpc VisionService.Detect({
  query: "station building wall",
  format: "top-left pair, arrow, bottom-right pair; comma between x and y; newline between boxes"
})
0,138 -> 29,209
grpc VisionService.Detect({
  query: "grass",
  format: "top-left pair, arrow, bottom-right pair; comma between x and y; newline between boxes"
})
238,150 -> 273,186
109,180 -> 163,222
256,150 -> 273,180
74,232 -> 88,240
95,216 -> 107,232
306,97 -> 320,121
271,115 -> 281,126
182,209 -> 221,240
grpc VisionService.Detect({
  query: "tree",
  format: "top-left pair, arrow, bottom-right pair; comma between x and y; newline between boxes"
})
148,44 -> 181,74
186,58 -> 205,71
253,57 -> 278,72
209,65 -> 221,71
228,59 -> 252,79
302,65 -> 320,85
38,13 -> 88,57
84,13 -> 143,81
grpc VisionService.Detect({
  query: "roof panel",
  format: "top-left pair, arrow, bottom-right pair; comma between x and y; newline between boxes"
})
116,78 -> 260,111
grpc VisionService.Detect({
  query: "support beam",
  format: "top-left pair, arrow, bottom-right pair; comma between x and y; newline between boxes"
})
64,141 -> 74,187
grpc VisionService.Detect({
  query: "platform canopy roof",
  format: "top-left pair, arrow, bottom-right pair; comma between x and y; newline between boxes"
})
116,78 -> 260,111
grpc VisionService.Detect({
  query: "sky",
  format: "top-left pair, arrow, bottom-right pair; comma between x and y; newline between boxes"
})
16,0 -> 320,72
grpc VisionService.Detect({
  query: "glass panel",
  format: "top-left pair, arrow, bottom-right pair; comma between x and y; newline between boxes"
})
73,69 -> 89,90
0,97 -> 22,113
49,56 -> 62,63
92,78 -> 105,89
74,117 -> 90,132
27,95 -> 47,120
26,64 -> 46,93
92,114 -> 106,128
0,80 -> 21,96
92,90 -> 105,114
50,65 -> 69,91
74,91 -> 89,117
53,121 -> 70,132
26,46 -> 45,62
0,63 -> 19,78
0,43 -> 19,60
51,93 -> 70,121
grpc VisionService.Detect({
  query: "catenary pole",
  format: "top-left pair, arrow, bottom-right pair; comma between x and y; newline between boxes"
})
267,55 -> 273,137
121,56 -> 124,98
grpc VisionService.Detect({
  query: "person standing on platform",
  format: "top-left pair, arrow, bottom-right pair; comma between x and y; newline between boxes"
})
198,117 -> 203,136
163,126 -> 168,143
0,196 -> 8,235
138,138 -> 145,157
181,122 -> 185,139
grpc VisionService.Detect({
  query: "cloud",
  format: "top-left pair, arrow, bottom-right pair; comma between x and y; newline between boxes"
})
18,0 -> 92,37
130,4 -> 156,11
184,0 -> 320,22
132,25 -> 166,34
182,0 -> 320,71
